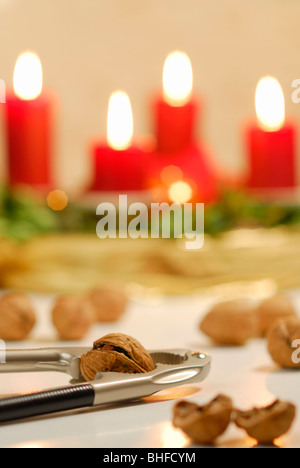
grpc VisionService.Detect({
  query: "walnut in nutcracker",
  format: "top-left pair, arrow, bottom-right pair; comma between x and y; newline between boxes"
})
52,295 -> 95,341
173,395 -> 233,445
0,291 -> 36,341
80,333 -> 155,381
200,299 -> 258,346
88,286 -> 128,323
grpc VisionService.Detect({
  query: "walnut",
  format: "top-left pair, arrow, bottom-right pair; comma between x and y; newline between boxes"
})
0,292 -> 36,341
256,294 -> 297,336
234,400 -> 296,444
80,333 -> 155,381
52,295 -> 95,341
267,316 -> 300,369
173,395 -> 233,445
88,286 -> 128,323
199,299 -> 258,346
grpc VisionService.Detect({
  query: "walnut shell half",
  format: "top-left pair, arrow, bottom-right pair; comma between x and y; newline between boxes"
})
235,400 -> 296,444
173,395 -> 233,445
80,333 -> 155,381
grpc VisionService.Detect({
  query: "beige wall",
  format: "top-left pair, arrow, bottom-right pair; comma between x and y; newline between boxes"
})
0,0 -> 300,190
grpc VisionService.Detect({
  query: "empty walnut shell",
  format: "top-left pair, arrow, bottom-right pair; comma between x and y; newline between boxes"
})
200,299 -> 258,346
52,295 -> 95,341
267,317 -> 300,369
173,395 -> 233,445
88,286 -> 128,323
234,400 -> 296,444
256,294 -> 297,336
80,333 -> 155,381
0,292 -> 36,341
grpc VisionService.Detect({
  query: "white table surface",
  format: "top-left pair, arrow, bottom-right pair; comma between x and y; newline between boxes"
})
0,291 -> 299,449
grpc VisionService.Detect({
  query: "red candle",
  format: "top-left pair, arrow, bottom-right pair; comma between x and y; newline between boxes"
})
4,52 -> 54,190
90,91 -> 148,192
154,51 -> 201,153
91,144 -> 147,192
246,76 -> 297,190
148,143 -> 218,204
154,98 -> 199,154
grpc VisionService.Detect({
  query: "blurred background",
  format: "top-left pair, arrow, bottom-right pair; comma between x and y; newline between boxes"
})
0,0 -> 300,188
1,0 -> 300,299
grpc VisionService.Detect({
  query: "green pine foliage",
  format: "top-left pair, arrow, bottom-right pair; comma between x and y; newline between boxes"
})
1,185 -> 300,242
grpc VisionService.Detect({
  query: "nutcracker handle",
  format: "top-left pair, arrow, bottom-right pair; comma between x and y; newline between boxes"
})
0,348 -> 88,380
0,384 -> 95,424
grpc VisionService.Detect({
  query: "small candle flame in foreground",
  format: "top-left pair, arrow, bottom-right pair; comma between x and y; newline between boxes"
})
168,180 -> 193,204
163,51 -> 193,107
255,76 -> 285,132
107,91 -> 134,151
159,421 -> 190,449
13,51 -> 43,101
47,190 -> 68,211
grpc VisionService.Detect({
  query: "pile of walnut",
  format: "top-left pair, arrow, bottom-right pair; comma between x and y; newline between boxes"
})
0,285 -> 128,341
173,394 -> 296,446
199,293 -> 300,369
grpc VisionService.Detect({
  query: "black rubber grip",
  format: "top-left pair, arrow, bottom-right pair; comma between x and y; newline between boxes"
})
0,384 -> 95,424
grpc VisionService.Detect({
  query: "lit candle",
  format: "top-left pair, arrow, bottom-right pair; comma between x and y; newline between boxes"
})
3,51 -> 54,190
149,52 -> 216,203
154,51 -> 201,153
246,76 -> 297,190
90,91 -> 148,192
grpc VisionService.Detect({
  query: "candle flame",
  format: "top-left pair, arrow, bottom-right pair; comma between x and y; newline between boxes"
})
168,181 -> 193,204
107,91 -> 133,151
163,51 -> 193,107
255,76 -> 285,132
13,52 -> 43,101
